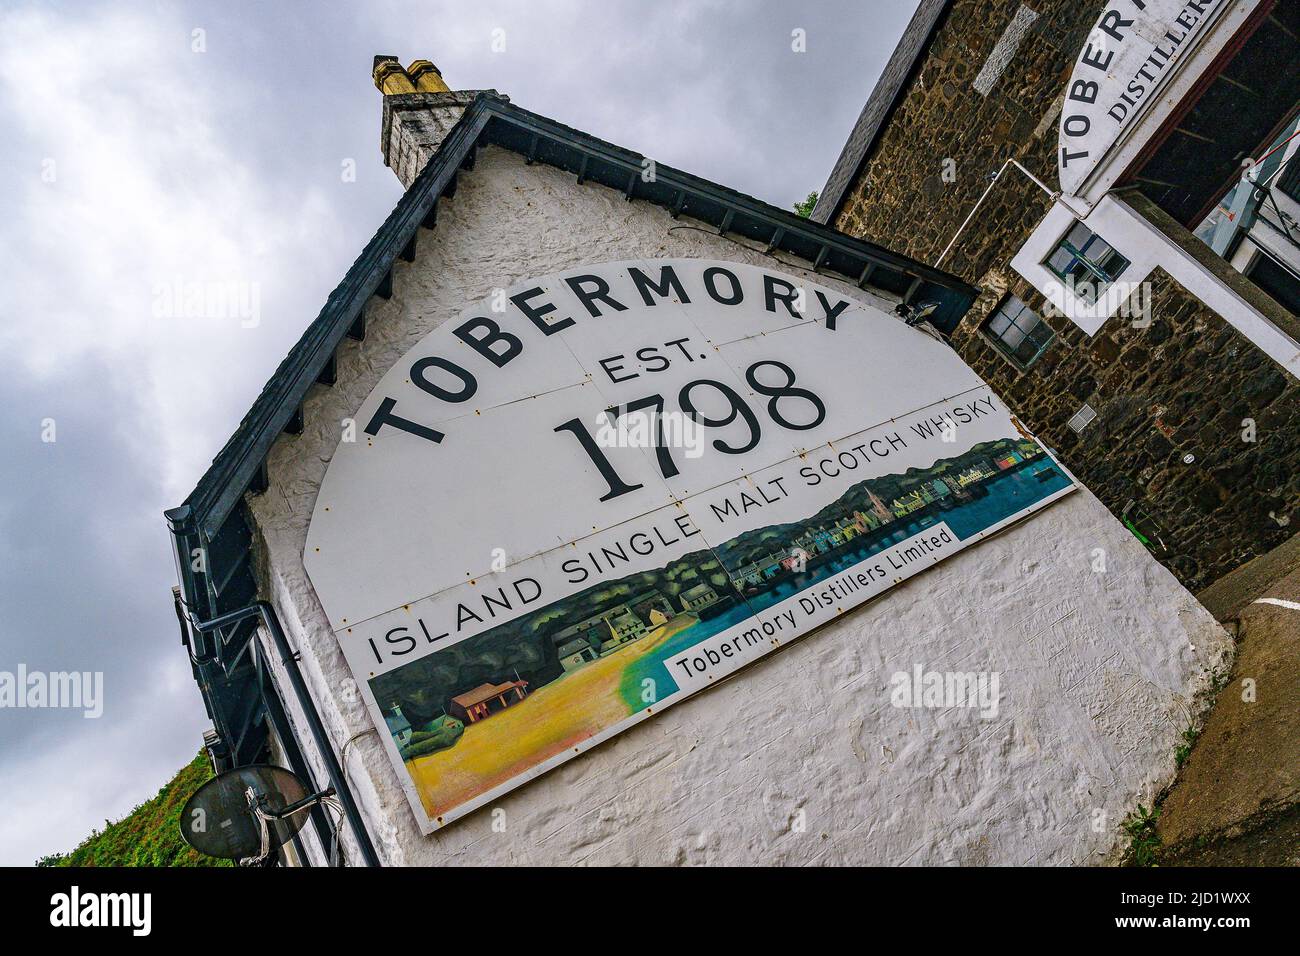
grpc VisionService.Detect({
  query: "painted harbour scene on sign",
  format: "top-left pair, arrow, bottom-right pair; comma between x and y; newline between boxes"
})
303,259 -> 1075,830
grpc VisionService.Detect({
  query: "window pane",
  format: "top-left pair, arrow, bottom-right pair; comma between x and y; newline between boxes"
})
1067,261 -> 1095,289
1002,296 -> 1028,323
1050,221 -> 1128,285
1083,235 -> 1114,264
1000,321 -> 1028,349
1007,299 -> 1033,327
1098,249 -> 1129,280
1026,319 -> 1053,350
1012,336 -> 1041,364
1046,247 -> 1075,276
1066,221 -> 1093,249
1011,309 -> 1043,338
984,296 -> 1052,367
1280,156 -> 1300,203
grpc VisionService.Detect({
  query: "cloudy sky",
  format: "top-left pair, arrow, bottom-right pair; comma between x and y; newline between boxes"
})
0,0 -> 919,865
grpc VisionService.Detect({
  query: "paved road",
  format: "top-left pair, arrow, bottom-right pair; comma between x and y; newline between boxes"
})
1157,554 -> 1300,865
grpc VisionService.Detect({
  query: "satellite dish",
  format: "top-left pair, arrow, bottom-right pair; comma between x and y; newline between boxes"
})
180,764 -> 324,862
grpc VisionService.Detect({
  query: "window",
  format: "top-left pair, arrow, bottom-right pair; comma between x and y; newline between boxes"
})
982,295 -> 1053,368
1043,221 -> 1130,303
1245,252 -> 1300,315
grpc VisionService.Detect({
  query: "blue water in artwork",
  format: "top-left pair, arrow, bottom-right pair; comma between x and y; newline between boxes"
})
619,458 -> 1071,709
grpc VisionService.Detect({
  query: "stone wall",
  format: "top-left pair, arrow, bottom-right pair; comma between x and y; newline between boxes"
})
956,268 -> 1300,591
831,0 -> 1300,591
834,0 -> 1098,278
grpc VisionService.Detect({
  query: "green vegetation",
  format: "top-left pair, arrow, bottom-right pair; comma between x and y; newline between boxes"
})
37,750 -> 231,868
1121,804 -> 1162,867
793,191 -> 818,218
1172,667 -> 1227,767
1119,667 -> 1231,865
399,717 -> 465,761
1174,726 -> 1200,769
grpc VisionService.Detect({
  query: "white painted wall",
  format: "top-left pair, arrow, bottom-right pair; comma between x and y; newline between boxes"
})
246,145 -> 1230,866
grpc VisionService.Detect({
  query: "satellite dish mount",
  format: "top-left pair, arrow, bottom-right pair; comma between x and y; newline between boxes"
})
180,764 -> 342,866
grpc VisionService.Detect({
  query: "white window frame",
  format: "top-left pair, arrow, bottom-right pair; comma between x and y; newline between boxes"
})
1011,200 -> 1151,335
1012,195 -> 1300,376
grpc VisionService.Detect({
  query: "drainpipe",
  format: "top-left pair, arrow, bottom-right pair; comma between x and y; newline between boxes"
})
190,601 -> 382,868
935,158 -> 1074,268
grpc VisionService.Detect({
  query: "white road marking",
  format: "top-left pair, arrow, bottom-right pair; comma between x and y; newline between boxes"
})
1253,597 -> 1300,611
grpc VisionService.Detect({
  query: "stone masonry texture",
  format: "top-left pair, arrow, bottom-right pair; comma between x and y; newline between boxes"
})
830,0 -> 1300,592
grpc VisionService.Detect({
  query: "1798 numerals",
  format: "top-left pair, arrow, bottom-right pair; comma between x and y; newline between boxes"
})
555,360 -> 826,501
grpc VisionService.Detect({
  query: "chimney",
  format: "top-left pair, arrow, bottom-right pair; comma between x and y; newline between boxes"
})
406,60 -> 450,93
372,55 -> 497,189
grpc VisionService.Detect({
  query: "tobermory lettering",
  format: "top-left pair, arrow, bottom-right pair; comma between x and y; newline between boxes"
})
1059,0 -> 1219,186
362,264 -> 850,503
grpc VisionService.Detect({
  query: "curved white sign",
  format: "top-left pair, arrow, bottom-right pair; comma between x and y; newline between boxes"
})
1058,0 -> 1226,197
305,259 -> 1073,830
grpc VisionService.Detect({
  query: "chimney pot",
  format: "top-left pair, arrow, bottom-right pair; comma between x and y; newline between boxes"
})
372,56 -> 417,95
407,59 -> 451,93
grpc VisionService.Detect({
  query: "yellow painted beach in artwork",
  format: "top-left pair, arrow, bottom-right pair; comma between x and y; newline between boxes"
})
407,613 -> 696,820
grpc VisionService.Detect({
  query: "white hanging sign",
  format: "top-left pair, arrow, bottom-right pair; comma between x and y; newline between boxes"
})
1058,0 -> 1226,196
